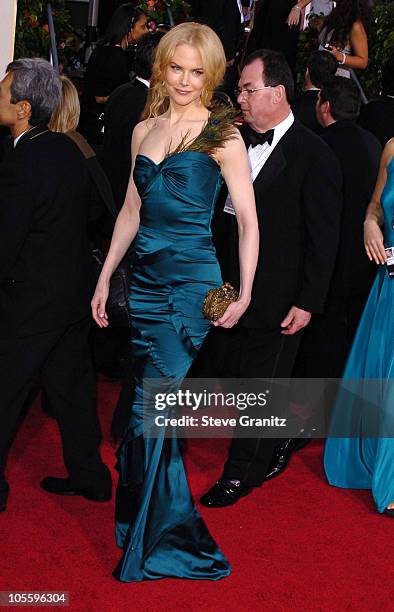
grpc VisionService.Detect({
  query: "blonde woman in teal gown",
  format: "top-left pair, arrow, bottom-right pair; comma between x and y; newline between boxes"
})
324,138 -> 394,515
91,23 -> 259,581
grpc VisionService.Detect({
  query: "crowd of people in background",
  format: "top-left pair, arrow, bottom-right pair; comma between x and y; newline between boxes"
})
0,0 -> 393,584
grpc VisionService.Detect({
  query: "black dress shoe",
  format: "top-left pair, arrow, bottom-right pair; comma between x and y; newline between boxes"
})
40,477 -> 111,502
200,479 -> 252,508
264,438 -> 310,481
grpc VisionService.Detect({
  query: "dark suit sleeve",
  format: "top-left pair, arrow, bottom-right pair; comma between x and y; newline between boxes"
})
0,156 -> 34,284
221,1 -> 243,60
189,0 -> 200,17
94,49 -> 130,98
295,144 -> 343,313
192,0 -> 242,60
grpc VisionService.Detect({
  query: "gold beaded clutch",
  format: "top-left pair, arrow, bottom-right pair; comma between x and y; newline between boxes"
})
203,282 -> 239,321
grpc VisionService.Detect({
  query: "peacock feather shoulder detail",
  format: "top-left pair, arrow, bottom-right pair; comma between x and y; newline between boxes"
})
170,103 -> 240,157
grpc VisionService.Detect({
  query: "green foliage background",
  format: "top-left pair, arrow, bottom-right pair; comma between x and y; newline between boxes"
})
14,0 -> 74,62
137,0 -> 192,25
362,1 -> 394,98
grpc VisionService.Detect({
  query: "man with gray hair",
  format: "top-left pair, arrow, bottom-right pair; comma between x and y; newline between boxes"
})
0,58 -> 112,512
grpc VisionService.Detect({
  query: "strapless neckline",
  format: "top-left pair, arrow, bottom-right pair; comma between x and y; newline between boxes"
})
136,150 -> 220,169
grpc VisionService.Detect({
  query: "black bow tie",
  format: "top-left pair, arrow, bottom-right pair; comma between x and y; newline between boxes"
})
246,126 -> 275,148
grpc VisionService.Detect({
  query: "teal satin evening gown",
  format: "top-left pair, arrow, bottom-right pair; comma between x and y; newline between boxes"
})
113,131 -> 232,581
324,156 -> 394,513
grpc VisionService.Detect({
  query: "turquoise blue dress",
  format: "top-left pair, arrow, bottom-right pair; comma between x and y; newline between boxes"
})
324,156 -> 394,513
113,142 -> 231,581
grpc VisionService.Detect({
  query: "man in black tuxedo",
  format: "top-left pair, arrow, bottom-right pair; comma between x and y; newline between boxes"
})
190,0 -> 245,62
292,50 -> 338,135
201,49 -> 342,507
190,0 -> 246,97
358,54 -> 394,148
0,58 -> 111,512
294,77 -> 381,378
102,31 -> 164,209
246,0 -> 299,77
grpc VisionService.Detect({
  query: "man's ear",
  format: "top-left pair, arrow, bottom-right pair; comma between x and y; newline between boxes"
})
273,84 -> 286,104
15,100 -> 31,120
322,99 -> 331,116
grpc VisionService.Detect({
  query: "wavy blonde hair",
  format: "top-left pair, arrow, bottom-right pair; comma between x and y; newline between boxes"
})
144,22 -> 226,119
48,75 -> 80,133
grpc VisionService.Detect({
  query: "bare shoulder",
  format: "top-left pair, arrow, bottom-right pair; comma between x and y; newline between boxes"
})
217,128 -> 247,164
133,119 -> 154,140
131,118 -> 158,152
384,137 -> 394,154
351,19 -> 367,36
382,138 -> 394,165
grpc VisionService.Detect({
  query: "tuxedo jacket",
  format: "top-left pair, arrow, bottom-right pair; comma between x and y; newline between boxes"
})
190,0 -> 243,60
292,90 -> 324,136
102,78 -> 148,209
0,126 -> 94,339
217,119 -> 343,329
358,96 -> 394,148
321,120 -> 381,297
246,0 -> 298,73
0,127 -> 11,163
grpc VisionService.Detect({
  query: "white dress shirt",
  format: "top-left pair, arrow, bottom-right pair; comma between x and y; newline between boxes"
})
247,111 -> 294,181
224,112 -> 294,215
135,76 -> 150,88
13,129 -> 30,147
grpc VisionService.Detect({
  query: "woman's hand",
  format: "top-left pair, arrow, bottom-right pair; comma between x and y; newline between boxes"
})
287,6 -> 301,27
364,219 -> 386,265
213,298 -> 250,329
328,45 -> 346,63
91,279 -> 110,328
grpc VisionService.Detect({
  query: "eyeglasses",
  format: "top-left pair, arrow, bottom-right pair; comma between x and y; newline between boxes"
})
234,86 -> 275,98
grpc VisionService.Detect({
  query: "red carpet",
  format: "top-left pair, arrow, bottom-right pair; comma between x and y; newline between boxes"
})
1,380 -> 393,611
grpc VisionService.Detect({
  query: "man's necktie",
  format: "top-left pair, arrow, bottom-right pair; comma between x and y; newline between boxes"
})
246,126 -> 275,148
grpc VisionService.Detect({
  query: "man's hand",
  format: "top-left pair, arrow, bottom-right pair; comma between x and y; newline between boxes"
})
280,306 -> 311,335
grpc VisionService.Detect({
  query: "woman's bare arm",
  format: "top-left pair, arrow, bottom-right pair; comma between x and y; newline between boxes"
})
330,20 -> 368,69
287,0 -> 311,28
215,132 -> 259,328
91,121 -> 148,326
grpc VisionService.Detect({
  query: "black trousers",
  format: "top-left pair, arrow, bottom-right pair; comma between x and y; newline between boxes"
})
0,317 -> 111,503
222,325 -> 303,487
